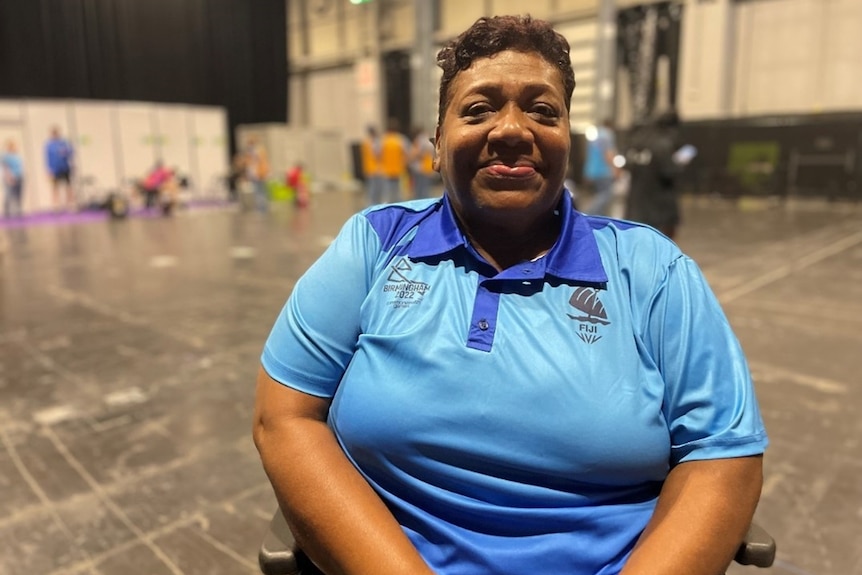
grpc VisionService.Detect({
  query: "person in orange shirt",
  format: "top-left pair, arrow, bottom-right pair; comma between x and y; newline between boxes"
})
361,126 -> 383,205
409,127 -> 437,200
379,118 -> 410,204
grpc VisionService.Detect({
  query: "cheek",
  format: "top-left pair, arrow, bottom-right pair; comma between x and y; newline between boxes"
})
546,137 -> 571,170
435,140 -> 465,179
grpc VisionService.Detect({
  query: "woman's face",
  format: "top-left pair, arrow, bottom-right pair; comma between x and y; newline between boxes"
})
435,49 -> 571,228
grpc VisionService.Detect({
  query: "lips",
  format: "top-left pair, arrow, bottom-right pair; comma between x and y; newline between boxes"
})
483,163 -> 537,178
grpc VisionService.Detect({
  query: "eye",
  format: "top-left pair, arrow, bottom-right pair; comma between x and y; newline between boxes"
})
462,102 -> 494,121
529,103 -> 559,120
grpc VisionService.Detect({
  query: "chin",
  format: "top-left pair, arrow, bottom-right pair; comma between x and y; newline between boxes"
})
474,194 -> 546,215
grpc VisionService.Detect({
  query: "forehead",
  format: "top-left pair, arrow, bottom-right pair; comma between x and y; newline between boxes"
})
447,50 -> 565,99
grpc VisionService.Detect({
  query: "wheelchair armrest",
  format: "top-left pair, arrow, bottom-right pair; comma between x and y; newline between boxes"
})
259,509 -> 300,575
259,509 -> 326,575
734,523 -> 776,568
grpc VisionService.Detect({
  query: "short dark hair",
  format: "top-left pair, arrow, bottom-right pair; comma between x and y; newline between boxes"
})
435,15 -> 575,127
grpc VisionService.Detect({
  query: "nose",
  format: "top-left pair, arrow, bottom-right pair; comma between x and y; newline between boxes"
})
488,104 -> 534,147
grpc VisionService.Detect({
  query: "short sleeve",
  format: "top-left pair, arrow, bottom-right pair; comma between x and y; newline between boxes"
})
645,256 -> 768,466
261,213 -> 379,397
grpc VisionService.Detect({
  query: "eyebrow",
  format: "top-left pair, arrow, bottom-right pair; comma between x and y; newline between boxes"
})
457,82 -> 563,107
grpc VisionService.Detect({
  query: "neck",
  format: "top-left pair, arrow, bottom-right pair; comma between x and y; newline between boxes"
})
462,210 -> 560,271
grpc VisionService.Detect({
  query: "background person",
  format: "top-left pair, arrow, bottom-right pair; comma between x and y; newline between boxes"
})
227,152 -> 247,203
254,15 -> 767,575
244,136 -> 270,212
45,127 -> 75,211
624,110 -> 687,240
361,125 -> 383,206
139,160 -> 171,207
408,126 -> 437,200
582,118 -> 619,216
287,162 -> 310,208
1,140 -> 24,218
379,118 -> 409,204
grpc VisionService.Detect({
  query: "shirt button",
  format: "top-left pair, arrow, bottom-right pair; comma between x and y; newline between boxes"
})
478,319 -> 489,330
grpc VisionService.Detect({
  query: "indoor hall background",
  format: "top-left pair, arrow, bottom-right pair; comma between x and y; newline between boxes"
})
0,0 -> 288,152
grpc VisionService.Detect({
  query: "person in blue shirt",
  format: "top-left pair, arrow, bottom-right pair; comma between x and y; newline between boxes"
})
44,127 -> 75,211
583,118 -> 619,216
1,140 -> 24,218
253,15 -> 767,575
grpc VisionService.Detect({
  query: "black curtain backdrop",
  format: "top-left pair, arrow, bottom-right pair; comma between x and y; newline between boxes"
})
0,0 -> 287,152
617,1 -> 683,125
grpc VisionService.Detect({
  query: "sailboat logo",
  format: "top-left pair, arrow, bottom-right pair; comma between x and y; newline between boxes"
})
566,287 -> 611,344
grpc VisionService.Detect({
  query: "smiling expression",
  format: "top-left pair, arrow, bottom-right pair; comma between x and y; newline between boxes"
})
434,49 -> 571,229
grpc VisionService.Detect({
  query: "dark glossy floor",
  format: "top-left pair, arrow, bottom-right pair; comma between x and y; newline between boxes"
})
0,192 -> 860,575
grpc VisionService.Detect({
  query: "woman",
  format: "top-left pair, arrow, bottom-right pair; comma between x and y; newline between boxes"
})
254,15 -> 767,575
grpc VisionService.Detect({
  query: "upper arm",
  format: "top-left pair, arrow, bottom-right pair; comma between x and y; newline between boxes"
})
644,257 -> 768,465
261,213 -> 380,397
254,365 -> 330,430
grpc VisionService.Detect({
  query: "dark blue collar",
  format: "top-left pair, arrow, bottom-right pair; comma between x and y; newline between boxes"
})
407,192 -> 608,284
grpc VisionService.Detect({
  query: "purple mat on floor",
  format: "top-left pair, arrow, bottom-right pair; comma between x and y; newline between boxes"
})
0,200 -> 234,229
0,210 -> 109,229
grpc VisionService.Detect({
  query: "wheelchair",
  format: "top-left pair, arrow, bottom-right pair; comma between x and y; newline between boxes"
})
258,507 -> 776,575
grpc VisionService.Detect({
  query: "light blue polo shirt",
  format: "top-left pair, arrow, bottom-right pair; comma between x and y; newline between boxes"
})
262,192 -> 768,575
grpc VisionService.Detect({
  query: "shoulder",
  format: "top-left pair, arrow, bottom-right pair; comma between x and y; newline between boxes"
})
359,199 -> 441,251
584,215 -> 684,279
587,216 -> 679,252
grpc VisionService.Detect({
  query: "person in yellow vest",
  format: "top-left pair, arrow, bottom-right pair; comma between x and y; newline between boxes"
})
379,118 -> 410,204
409,126 -> 437,200
361,125 -> 384,205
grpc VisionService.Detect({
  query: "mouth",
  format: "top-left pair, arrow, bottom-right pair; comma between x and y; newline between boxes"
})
481,161 -> 538,179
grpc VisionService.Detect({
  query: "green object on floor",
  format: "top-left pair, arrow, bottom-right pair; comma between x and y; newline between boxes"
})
268,181 -> 294,202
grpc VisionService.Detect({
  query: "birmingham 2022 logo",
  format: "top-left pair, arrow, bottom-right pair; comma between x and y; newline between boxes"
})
383,257 -> 430,309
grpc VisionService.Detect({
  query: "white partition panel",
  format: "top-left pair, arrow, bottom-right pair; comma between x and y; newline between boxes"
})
281,128 -> 310,170
1,99 -> 228,213
0,100 -> 23,122
154,105 -> 193,178
309,130 -> 347,187
23,101 -> 73,212
116,103 -> 157,184
190,107 -> 228,197
72,101 -> 120,202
